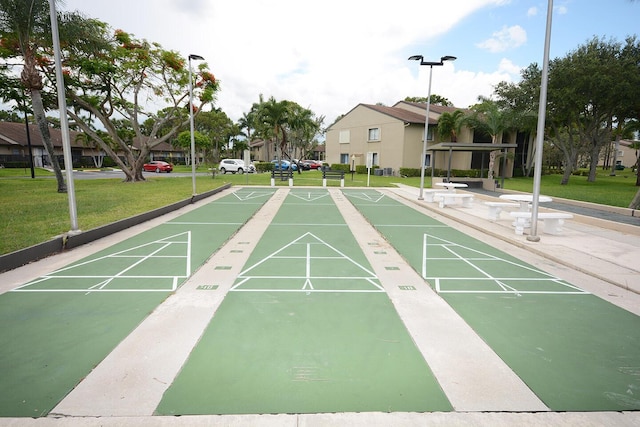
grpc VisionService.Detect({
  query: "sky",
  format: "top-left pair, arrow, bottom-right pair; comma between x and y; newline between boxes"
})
60,0 -> 639,125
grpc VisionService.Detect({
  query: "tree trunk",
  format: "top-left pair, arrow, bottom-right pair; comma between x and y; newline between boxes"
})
629,188 -> 640,209
587,143 -> 601,182
30,89 -> 67,193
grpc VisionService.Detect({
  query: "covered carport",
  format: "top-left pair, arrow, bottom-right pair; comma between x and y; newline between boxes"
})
427,142 -> 518,188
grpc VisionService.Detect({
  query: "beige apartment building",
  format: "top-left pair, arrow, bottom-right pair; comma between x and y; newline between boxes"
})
325,100 -> 521,178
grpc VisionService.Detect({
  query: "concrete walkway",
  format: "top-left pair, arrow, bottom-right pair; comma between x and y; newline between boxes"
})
1,186 -> 639,426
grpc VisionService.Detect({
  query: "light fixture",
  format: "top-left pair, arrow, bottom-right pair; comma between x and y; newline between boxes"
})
408,54 -> 456,200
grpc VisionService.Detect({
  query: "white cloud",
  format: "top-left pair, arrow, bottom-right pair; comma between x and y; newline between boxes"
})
527,7 -> 538,17
555,5 -> 568,15
497,58 -> 522,76
61,0 -> 512,123
476,25 -> 528,53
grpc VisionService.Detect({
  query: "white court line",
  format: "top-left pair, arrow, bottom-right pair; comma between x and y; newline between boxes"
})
232,191 -> 275,201
343,192 -> 386,203
271,223 -> 347,227
289,192 -> 330,202
13,232 -> 191,293
166,222 -> 244,225
376,224 -> 449,228
231,289 -> 384,293
424,234 -> 588,295
231,231 -> 382,293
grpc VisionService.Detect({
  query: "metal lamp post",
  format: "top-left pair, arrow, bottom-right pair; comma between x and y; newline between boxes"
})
188,54 -> 204,196
408,55 -> 456,200
527,0 -> 553,242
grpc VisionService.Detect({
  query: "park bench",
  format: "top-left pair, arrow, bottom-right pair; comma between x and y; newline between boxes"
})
322,169 -> 345,187
484,201 -> 519,221
435,192 -> 474,208
271,169 -> 294,187
509,211 -> 574,235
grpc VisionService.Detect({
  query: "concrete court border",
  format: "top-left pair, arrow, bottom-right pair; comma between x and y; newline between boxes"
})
2,187 -> 640,426
51,188 -> 285,417
388,185 -> 640,297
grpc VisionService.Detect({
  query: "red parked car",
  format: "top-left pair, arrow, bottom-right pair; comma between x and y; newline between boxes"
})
143,161 -> 173,173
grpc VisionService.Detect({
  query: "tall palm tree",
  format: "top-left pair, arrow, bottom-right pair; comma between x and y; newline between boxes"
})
465,98 -> 512,180
256,96 -> 292,161
0,0 -> 66,192
437,109 -> 465,142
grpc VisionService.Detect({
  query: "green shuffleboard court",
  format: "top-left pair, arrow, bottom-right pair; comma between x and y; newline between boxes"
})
156,189 -> 452,415
344,189 -> 640,411
0,189 -> 273,417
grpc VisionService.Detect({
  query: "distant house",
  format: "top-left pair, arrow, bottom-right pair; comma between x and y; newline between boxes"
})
0,121 -> 87,168
601,139 -> 639,170
325,101 -> 527,177
0,121 -> 186,168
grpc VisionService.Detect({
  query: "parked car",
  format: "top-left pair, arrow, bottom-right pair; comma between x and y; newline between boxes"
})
271,159 -> 298,171
143,161 -> 173,173
296,160 -> 311,170
219,159 -> 255,174
301,160 -> 321,170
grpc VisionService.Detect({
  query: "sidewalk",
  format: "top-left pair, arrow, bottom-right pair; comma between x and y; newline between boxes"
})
1,186 -> 640,426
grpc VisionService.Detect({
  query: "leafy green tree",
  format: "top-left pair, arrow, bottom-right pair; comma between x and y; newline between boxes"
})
194,109 -> 235,162
175,130 -> 209,165
58,27 -> 219,181
548,37 -> 629,183
493,64 -> 542,176
404,95 -> 452,106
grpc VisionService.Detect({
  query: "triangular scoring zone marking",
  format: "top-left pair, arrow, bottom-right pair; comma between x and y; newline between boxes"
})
232,190 -> 275,201
13,231 -> 192,293
289,192 -> 330,202
344,192 -> 386,203
231,232 -> 383,293
422,233 -> 588,295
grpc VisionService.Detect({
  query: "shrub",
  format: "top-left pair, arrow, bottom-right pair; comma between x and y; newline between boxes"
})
329,163 -> 350,172
255,162 -> 273,172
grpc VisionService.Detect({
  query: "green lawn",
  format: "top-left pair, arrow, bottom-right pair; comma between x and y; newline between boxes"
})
0,167 -> 637,255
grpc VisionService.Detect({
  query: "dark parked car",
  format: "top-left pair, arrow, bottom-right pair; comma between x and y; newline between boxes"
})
302,160 -> 321,170
143,161 -> 173,173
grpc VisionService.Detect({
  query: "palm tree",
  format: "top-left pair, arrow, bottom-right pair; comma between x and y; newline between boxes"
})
465,98 -> 513,180
256,96 -> 292,161
0,0 -> 66,192
437,110 -> 465,142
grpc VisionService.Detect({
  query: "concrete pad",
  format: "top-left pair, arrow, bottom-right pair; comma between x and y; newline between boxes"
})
330,189 -> 548,412
52,189 -> 289,417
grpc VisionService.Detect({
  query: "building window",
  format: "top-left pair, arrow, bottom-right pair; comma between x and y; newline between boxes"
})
368,127 -> 380,142
339,130 -> 350,144
340,153 -> 350,164
422,126 -> 434,141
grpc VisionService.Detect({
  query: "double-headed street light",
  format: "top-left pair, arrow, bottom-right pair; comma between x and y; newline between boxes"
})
408,54 -> 456,200
188,54 -> 205,196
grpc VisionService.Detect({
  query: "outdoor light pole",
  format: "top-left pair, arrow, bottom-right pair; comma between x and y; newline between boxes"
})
528,0 -> 553,242
188,54 -> 204,196
408,55 -> 456,200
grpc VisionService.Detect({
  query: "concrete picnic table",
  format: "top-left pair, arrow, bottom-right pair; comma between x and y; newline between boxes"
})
435,182 -> 468,193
